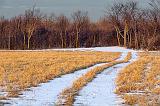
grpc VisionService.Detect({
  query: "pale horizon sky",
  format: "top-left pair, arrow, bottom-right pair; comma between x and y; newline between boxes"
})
0,0 -> 149,21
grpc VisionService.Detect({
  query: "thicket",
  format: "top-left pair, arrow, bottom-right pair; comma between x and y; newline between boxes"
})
0,0 -> 159,50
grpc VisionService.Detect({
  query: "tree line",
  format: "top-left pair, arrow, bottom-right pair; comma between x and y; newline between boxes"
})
0,0 -> 159,50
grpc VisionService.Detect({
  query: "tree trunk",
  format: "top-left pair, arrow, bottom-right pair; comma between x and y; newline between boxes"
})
69,33 -> 72,48
76,28 -> 79,48
60,31 -> 64,48
23,34 -> 26,49
93,35 -> 96,46
27,37 -> 30,49
64,30 -> 67,48
134,24 -> 138,49
129,32 -> 132,48
124,20 -> 128,47
115,26 -> 121,46
8,35 -> 11,50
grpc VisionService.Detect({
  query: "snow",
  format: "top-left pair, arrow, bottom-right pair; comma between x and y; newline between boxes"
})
50,46 -> 135,52
0,47 -> 138,106
1,63 -> 106,106
0,92 -> 7,97
74,52 -> 138,106
0,46 -> 135,52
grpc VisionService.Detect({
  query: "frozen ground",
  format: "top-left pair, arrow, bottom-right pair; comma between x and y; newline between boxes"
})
46,46 -> 134,52
0,47 -> 137,106
74,52 -> 138,106
1,63 -> 106,106
0,46 -> 135,52
47,46 -> 135,52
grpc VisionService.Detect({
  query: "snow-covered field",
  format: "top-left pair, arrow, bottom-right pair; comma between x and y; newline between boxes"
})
48,46 -> 135,53
2,63 -> 107,106
0,47 -> 138,106
0,46 -> 135,52
74,52 -> 138,106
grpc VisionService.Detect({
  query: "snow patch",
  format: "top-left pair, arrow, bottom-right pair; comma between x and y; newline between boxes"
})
0,46 -> 135,53
50,46 -> 135,52
0,47 -> 138,106
74,52 -> 138,106
1,63 -> 106,106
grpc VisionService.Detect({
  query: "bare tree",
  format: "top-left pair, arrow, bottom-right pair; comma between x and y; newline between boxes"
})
56,15 -> 69,48
107,2 -> 124,46
72,11 -> 89,48
0,2 -> 159,50
108,1 -> 138,47
24,7 -> 39,49
5,21 -> 12,50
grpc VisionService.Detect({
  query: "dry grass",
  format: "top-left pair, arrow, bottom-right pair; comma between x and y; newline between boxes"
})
56,52 -> 132,106
115,52 -> 160,105
0,51 -> 120,99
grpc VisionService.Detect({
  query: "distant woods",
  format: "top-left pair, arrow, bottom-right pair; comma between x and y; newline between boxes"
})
0,0 -> 159,50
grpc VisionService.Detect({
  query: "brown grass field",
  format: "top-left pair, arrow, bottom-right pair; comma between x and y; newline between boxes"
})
56,52 -> 132,106
0,51 -> 120,99
115,52 -> 160,105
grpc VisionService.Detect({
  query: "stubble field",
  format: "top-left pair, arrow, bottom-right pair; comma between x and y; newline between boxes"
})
0,50 -> 120,100
115,52 -> 160,105
0,48 -> 160,106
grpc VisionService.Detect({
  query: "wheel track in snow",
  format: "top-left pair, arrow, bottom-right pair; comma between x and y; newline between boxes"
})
74,52 -> 138,106
0,62 -> 110,106
56,52 -> 137,106
0,47 -> 136,106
